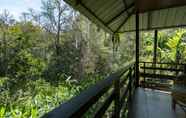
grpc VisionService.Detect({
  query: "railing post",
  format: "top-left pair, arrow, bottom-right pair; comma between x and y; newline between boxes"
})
129,68 -> 132,102
184,64 -> 186,74
153,30 -> 158,75
144,62 -> 146,83
135,11 -> 140,88
114,79 -> 120,118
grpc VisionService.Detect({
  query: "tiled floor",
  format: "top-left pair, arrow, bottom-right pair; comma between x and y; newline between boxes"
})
128,88 -> 185,118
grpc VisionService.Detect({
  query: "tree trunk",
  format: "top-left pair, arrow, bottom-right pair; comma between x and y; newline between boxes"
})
56,7 -> 62,56
3,31 -> 7,76
56,31 -> 60,56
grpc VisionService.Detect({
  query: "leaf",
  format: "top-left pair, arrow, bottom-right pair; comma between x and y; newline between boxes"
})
31,108 -> 38,118
0,107 -> 6,118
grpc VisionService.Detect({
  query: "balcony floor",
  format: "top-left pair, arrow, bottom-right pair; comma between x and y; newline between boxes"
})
129,88 -> 185,118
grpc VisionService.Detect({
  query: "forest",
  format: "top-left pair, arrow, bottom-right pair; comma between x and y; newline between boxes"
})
0,0 -> 186,118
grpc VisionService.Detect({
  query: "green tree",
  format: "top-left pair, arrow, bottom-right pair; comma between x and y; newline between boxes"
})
0,10 -> 15,76
41,0 -> 72,56
166,29 -> 186,63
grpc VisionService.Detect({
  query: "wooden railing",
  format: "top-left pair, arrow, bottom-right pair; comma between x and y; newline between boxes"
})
139,61 -> 186,90
42,61 -> 136,118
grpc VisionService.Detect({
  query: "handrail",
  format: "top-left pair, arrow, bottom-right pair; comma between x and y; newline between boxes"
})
140,61 -> 186,65
42,61 -> 135,118
139,61 -> 185,73
140,66 -> 183,72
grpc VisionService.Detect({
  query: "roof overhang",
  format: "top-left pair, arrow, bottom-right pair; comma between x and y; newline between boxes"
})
64,0 -> 186,33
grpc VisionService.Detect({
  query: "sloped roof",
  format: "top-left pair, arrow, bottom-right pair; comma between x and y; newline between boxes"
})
64,0 -> 186,34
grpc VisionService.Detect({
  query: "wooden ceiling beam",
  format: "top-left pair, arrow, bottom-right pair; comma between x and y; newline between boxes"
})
106,2 -> 134,25
78,0 -> 114,33
114,8 -> 135,33
122,0 -> 130,15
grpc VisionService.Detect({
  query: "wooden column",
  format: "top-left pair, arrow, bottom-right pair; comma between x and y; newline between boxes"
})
135,12 -> 139,87
184,64 -> 186,74
129,68 -> 132,101
153,30 -> 158,64
143,62 -> 146,84
153,30 -> 158,75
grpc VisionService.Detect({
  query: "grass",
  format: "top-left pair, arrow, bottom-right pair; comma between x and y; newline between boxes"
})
0,75 -> 103,118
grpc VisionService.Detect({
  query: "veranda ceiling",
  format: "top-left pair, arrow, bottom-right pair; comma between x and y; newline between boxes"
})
64,0 -> 186,34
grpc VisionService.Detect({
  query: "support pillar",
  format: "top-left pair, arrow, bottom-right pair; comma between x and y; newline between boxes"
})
135,12 -> 139,87
153,30 -> 158,75
153,30 -> 158,64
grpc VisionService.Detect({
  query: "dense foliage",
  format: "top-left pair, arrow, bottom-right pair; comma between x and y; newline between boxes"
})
0,76 -> 103,118
140,29 -> 186,63
0,0 -> 135,117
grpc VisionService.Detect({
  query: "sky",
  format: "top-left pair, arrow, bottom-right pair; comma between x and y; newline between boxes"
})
0,0 -> 43,20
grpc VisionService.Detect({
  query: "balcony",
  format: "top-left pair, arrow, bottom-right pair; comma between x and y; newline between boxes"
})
42,62 -> 186,118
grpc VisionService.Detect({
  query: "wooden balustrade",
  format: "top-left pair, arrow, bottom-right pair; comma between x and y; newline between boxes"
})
139,61 -> 186,90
